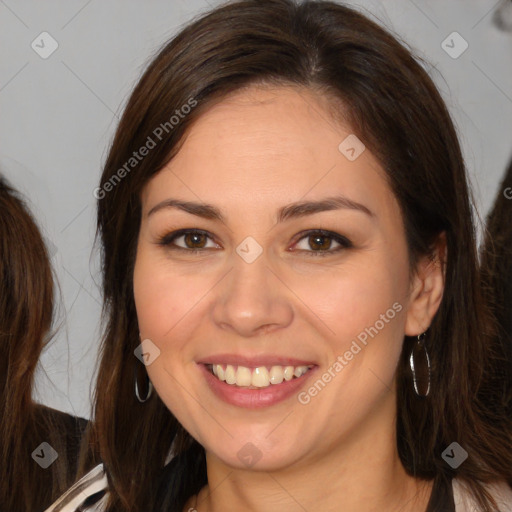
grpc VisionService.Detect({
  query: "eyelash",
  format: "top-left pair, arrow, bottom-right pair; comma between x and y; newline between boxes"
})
157,228 -> 353,257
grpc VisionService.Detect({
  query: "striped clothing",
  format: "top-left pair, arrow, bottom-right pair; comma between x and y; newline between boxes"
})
44,465 -> 108,512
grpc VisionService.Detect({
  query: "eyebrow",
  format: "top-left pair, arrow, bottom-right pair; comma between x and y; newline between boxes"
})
147,195 -> 375,222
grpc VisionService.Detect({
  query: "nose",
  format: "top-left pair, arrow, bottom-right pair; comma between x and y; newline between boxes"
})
211,252 -> 294,338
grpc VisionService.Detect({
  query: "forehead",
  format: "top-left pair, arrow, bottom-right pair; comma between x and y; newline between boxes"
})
142,85 -> 394,220
180,85 -> 348,165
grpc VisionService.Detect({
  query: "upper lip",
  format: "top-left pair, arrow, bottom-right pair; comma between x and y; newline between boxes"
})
197,354 -> 317,367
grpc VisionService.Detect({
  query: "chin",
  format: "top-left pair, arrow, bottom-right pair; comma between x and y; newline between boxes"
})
201,430 -> 305,472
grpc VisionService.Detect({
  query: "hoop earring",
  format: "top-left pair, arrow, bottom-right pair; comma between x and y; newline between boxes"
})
409,332 -> 431,398
134,363 -> 153,403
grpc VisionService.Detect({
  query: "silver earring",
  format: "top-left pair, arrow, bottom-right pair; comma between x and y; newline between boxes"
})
409,332 -> 431,398
134,364 -> 153,403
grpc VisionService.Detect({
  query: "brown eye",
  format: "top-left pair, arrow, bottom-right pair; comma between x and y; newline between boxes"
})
308,234 -> 332,251
183,232 -> 208,249
292,229 -> 352,257
157,229 -> 219,252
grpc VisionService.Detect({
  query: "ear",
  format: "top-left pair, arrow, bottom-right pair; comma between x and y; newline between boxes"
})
404,232 -> 447,336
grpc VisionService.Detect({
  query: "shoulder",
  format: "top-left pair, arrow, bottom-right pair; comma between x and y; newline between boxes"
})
44,463 -> 109,512
453,477 -> 512,511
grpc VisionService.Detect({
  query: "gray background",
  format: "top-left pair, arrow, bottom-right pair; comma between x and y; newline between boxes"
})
1,0 -> 511,420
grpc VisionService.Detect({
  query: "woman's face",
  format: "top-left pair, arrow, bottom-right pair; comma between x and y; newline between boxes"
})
133,85 -> 432,471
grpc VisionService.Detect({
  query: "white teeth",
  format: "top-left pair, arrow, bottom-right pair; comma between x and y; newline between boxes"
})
294,366 -> 308,378
236,366 -> 252,387
283,366 -> 295,381
225,364 -> 236,385
210,364 -> 312,388
252,367 -> 269,388
269,366 -> 284,384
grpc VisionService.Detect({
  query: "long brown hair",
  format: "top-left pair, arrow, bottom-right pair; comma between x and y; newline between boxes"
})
85,1 -> 512,510
480,159 -> 512,417
0,176 -> 85,511
0,175 -> 56,511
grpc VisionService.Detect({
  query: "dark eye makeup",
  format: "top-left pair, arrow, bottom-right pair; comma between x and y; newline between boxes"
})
156,228 -> 353,257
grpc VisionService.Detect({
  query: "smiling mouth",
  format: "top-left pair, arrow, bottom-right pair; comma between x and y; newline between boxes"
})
205,363 -> 315,389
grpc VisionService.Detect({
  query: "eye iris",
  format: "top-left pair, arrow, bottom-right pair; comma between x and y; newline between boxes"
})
184,232 -> 207,249
309,234 -> 331,251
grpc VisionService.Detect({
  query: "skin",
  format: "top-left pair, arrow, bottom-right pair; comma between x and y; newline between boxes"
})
133,85 -> 446,512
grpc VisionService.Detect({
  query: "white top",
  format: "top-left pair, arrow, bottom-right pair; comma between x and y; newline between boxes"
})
453,477 -> 512,511
45,463 -> 512,512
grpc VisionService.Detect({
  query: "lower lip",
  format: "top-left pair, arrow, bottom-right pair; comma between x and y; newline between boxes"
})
198,363 -> 318,409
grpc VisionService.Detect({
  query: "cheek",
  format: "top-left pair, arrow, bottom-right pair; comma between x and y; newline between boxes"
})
133,252 -> 199,413
290,259 -> 405,344
133,250 -> 193,338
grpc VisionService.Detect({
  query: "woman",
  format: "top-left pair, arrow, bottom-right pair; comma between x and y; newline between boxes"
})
0,175 -> 89,511
47,0 -> 512,510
